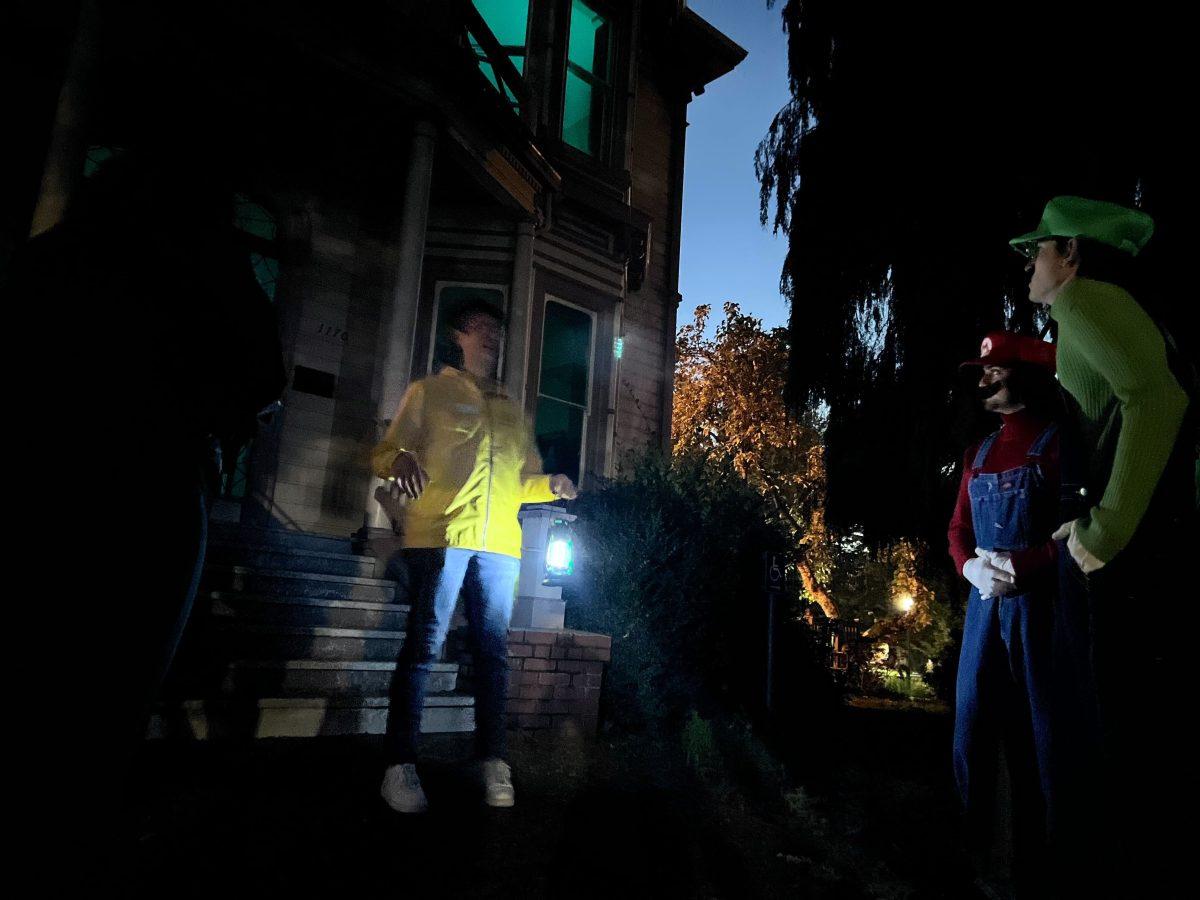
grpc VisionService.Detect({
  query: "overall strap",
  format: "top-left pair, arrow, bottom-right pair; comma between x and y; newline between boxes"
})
971,431 -> 1002,471
1026,423 -> 1059,459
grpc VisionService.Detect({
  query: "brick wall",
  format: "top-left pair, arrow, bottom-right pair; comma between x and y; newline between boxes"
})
506,629 -> 611,734
453,628 -> 612,736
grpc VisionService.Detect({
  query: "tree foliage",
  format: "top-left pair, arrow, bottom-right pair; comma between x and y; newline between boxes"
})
756,0 -> 1192,546
671,302 -> 955,670
673,303 -> 837,617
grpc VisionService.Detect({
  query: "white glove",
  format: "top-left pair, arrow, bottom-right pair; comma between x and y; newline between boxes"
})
977,548 -> 1016,577
963,554 -> 1015,599
1052,520 -> 1106,574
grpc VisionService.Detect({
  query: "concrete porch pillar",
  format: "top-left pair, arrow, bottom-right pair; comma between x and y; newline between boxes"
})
504,219 -> 536,406
362,119 -> 438,533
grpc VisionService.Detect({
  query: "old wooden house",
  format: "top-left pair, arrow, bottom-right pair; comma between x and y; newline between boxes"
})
22,0 -> 744,737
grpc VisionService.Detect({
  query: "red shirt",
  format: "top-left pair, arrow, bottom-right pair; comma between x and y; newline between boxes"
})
947,409 -> 1060,582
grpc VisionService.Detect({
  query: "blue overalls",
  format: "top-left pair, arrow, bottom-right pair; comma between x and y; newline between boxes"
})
953,425 -> 1058,862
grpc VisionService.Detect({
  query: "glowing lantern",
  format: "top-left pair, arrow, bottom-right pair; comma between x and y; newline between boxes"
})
544,517 -> 575,581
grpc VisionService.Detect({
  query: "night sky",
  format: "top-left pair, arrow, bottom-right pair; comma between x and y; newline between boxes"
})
680,0 -> 790,333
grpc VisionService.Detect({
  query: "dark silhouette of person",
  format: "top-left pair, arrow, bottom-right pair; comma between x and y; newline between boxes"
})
4,145 -> 285,868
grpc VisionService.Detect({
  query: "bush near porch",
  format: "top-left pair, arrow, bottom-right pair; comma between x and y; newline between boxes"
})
563,452 -> 839,734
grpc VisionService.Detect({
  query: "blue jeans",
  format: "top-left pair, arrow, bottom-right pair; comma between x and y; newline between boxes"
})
955,424 -> 1059,881
387,548 -> 519,763
953,588 -> 1055,873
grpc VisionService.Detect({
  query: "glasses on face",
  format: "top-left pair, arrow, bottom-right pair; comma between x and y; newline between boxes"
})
1016,241 -> 1042,261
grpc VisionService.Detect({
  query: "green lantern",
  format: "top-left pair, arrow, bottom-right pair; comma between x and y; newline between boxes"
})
544,517 -> 575,583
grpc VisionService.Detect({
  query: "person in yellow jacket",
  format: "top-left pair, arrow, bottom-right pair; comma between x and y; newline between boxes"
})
375,299 -> 576,813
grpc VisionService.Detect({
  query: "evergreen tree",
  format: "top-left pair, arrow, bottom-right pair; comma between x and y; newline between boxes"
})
756,0 -> 1191,545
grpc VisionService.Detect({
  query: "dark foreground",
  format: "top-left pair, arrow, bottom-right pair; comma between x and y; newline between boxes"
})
125,701 -> 984,899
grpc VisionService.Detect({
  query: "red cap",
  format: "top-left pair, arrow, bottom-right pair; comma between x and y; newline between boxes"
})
960,331 -> 1056,373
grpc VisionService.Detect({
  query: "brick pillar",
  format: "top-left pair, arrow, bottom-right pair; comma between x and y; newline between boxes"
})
504,629 -> 611,735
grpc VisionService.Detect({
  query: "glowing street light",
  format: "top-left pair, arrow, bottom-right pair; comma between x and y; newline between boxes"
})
896,593 -> 915,613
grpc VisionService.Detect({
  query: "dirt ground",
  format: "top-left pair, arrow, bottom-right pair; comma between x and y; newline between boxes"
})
123,700 -> 986,899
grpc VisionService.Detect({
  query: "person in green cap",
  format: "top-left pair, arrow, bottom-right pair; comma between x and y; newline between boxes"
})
1012,195 -> 1187,571
1011,195 -> 1191,891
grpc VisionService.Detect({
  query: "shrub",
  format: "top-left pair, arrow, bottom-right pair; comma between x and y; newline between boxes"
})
565,451 -> 795,729
566,453 -> 840,734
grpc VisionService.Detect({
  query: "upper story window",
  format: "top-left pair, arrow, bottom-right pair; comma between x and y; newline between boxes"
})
562,0 -> 613,157
471,0 -> 530,106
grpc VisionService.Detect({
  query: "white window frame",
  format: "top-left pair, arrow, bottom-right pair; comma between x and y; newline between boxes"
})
536,294 -> 597,482
428,281 -> 510,377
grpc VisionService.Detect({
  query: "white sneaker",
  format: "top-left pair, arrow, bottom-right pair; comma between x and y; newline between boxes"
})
380,763 -> 428,813
482,758 -> 515,808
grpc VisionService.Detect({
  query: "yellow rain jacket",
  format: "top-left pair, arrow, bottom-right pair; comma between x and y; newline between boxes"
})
371,367 -> 557,559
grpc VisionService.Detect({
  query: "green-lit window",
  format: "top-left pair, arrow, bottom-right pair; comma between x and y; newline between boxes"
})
430,283 -> 508,378
535,299 -> 594,483
233,193 -> 280,302
83,145 -> 122,177
471,0 -> 530,106
562,0 -> 612,157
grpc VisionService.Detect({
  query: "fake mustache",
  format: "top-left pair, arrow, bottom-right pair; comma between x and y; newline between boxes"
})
977,382 -> 1005,401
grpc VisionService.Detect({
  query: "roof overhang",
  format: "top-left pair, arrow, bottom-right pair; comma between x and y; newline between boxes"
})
674,8 -> 748,99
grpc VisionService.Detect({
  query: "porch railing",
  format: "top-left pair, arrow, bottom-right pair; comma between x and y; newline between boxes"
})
460,0 -> 530,111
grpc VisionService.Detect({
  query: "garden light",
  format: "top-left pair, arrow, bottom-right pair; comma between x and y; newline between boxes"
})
896,593 -> 915,613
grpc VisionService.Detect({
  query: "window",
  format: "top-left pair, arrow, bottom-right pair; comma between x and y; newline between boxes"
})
83,145 -> 122,177
471,0 -> 530,106
534,299 -> 595,483
429,283 -> 508,377
562,0 -> 613,157
233,193 -> 280,302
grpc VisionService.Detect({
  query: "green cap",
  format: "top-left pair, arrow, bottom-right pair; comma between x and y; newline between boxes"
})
1009,195 -> 1154,258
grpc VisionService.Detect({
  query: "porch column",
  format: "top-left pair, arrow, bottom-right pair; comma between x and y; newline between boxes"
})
363,119 -> 438,530
504,219 -> 536,406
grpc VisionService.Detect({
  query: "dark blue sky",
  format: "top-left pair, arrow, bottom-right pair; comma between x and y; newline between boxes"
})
679,1 -> 791,333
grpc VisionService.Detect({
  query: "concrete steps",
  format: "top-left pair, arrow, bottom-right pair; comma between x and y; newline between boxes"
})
217,660 -> 459,696
206,542 -> 376,579
207,524 -> 354,557
157,528 -> 475,739
202,565 -> 396,603
200,622 -> 406,663
204,591 -> 409,631
148,693 -> 474,740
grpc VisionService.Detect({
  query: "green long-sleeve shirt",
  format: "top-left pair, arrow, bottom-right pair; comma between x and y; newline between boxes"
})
1051,277 -> 1189,562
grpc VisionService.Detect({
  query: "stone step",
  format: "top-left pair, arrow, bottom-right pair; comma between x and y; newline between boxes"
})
202,565 -> 396,603
202,622 -> 407,663
203,591 -> 410,631
206,543 -> 376,579
207,523 -> 356,557
148,694 -> 474,740
218,660 -> 459,696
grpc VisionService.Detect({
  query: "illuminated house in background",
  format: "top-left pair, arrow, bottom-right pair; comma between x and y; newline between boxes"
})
35,0 -> 742,534
27,0 -> 743,738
